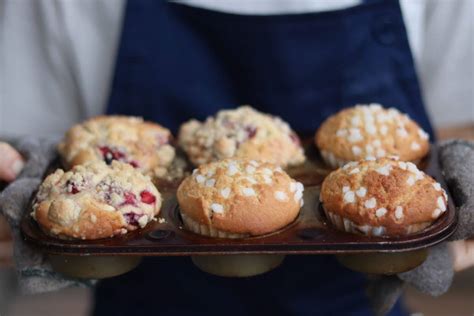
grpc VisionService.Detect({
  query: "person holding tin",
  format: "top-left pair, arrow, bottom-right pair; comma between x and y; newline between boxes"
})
1,1 -> 473,315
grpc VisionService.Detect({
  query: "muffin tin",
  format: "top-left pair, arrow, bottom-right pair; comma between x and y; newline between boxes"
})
20,142 -> 457,277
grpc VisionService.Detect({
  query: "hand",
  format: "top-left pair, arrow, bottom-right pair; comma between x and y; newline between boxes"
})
368,140 -> 474,315
399,140 -> 474,288
0,142 -> 24,182
0,142 -> 22,267
451,240 -> 474,272
442,140 -> 474,272
0,137 -> 94,293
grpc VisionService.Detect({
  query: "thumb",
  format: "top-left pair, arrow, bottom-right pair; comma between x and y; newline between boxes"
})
451,240 -> 474,272
0,142 -> 24,182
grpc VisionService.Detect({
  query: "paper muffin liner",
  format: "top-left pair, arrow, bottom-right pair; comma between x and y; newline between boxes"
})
320,150 -> 423,170
180,212 -> 248,239
323,208 -> 432,237
320,150 -> 351,169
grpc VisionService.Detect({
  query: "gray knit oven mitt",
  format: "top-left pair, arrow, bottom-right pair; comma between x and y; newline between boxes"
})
0,137 -> 94,294
369,140 -> 474,315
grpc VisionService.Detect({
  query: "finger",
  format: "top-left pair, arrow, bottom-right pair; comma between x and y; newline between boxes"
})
0,241 -> 13,267
451,240 -> 474,272
0,215 -> 12,241
0,142 -> 24,182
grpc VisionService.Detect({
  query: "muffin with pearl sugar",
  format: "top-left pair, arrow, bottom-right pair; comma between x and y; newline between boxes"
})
177,158 -> 304,238
32,161 -> 162,240
315,104 -> 430,168
178,106 -> 305,168
320,157 -> 448,236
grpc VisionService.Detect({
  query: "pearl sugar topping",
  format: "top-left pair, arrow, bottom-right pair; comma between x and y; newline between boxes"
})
193,160 -> 303,215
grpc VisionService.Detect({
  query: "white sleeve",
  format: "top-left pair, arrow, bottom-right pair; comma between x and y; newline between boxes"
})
416,0 -> 473,128
0,0 -> 124,137
400,0 -> 426,69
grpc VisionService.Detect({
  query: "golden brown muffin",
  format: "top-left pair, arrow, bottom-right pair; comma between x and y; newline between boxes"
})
315,104 -> 430,168
177,158 -> 304,238
320,157 -> 448,236
58,116 -> 175,178
32,161 -> 161,240
178,106 -> 305,168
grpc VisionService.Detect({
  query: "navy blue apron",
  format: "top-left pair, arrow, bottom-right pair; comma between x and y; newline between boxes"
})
97,0 -> 432,315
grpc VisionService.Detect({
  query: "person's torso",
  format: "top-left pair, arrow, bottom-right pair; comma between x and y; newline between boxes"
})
107,0 -> 433,137
97,1 -> 428,315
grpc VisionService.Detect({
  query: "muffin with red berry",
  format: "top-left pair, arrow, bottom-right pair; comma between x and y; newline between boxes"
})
320,157 -> 448,237
32,161 -> 161,240
178,106 -> 305,168
58,116 -> 175,179
315,104 -> 430,168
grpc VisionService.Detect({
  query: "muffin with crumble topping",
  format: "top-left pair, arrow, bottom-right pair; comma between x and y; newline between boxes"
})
315,104 -> 430,168
177,158 -> 304,238
32,161 -> 161,240
58,115 -> 175,179
178,106 -> 305,168
320,157 -> 448,237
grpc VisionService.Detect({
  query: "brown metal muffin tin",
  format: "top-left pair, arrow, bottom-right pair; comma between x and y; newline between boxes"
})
21,143 -> 457,258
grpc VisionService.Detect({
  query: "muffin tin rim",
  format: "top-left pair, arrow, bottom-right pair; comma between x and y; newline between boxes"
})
20,144 -> 457,256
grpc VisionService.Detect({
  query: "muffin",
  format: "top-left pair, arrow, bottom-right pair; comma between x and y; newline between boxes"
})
178,106 -> 305,168
320,157 -> 448,236
58,116 -> 175,178
32,161 -> 162,240
315,104 -> 430,168
177,158 -> 304,238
